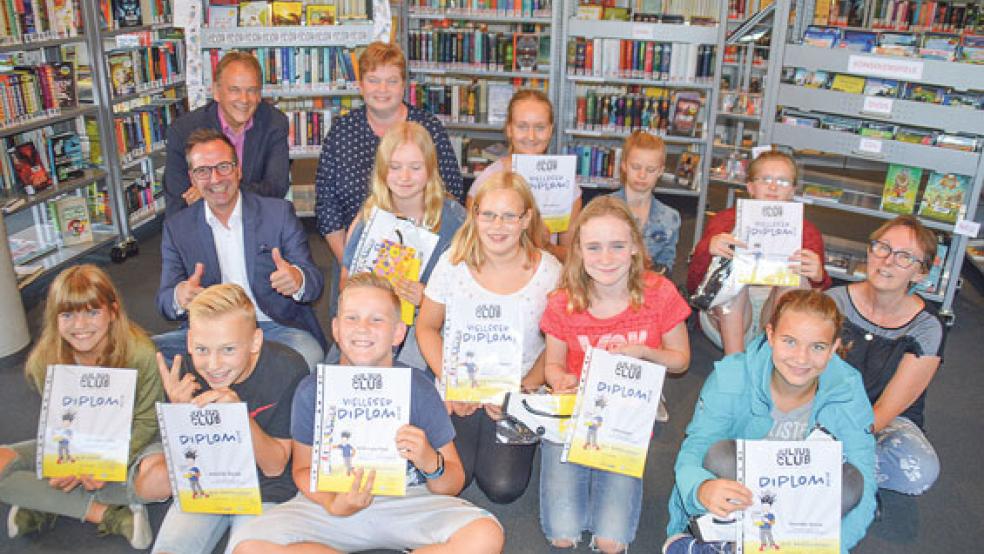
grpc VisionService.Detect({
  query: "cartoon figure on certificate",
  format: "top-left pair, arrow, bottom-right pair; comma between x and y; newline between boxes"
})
55,410 -> 77,464
461,351 -> 479,389
334,431 -> 357,476
584,396 -> 607,451
183,449 -> 209,499
754,490 -> 779,551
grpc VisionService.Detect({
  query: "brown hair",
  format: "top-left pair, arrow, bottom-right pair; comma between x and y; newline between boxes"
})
358,41 -> 407,81
341,272 -> 401,318
186,283 -> 257,327
213,51 -> 262,85
361,121 -> 445,231
449,171 -> 544,269
870,215 -> 938,270
768,289 -> 843,343
25,265 -> 149,391
185,128 -> 237,165
556,196 -> 648,313
747,149 -> 798,186
619,130 -> 666,185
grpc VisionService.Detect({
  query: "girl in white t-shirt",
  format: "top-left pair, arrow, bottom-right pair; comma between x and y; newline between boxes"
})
417,171 -> 561,503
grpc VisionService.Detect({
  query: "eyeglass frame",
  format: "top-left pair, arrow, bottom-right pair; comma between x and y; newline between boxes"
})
475,209 -> 528,225
868,239 -> 928,270
189,160 -> 238,182
748,175 -> 795,188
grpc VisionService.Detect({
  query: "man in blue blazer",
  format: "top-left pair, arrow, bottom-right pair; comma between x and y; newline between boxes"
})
164,52 -> 289,219
155,128 -> 326,370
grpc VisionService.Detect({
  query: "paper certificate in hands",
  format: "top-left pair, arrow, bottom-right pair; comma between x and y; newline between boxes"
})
36,365 -> 137,481
737,440 -> 842,554
512,154 -> 578,233
442,298 -> 524,404
311,365 -> 411,497
562,349 -> 666,478
156,403 -> 262,515
349,207 -> 439,323
733,199 -> 804,287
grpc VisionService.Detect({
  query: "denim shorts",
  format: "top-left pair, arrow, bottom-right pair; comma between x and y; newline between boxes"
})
538,441 -> 643,549
151,501 -> 278,554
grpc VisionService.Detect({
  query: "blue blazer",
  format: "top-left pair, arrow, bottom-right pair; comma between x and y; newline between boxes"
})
156,191 -> 327,350
164,101 -> 290,219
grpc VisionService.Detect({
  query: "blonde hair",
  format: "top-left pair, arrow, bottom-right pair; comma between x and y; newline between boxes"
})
556,196 -> 648,313
360,121 -> 445,231
449,171 -> 544,269
747,149 -> 799,186
870,215 -> 937,270
358,41 -> 406,81
619,131 -> 666,185
341,272 -> 401,318
25,265 -> 149,391
186,283 -> 257,326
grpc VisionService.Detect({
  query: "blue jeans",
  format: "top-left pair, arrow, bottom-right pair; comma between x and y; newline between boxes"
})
875,416 -> 939,495
538,441 -> 643,549
151,501 -> 277,554
153,321 -> 323,372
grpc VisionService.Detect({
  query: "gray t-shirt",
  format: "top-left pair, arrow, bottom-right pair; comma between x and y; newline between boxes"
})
767,399 -> 814,441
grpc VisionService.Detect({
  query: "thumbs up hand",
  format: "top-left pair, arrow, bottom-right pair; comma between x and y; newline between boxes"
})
176,262 -> 205,309
270,247 -> 303,297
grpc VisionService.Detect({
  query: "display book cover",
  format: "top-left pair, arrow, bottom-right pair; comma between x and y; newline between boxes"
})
54,194 -> 93,246
736,439 -> 842,554
348,206 -> 438,325
879,164 -> 923,215
442,296 -> 524,404
561,348 -> 666,479
7,138 -> 52,194
733,199 -> 804,287
35,365 -> 137,481
918,171 -> 970,223
512,154 -> 578,233
310,365 -> 411,497
157,403 -> 262,515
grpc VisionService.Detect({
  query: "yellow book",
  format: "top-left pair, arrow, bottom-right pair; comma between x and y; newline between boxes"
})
238,1 -> 271,26
372,240 -> 421,326
830,74 -> 866,95
270,1 -> 302,25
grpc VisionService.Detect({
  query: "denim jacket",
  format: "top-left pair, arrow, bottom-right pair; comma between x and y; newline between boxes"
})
609,188 -> 681,272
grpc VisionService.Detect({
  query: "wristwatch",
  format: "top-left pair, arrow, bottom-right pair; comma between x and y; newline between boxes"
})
420,450 -> 445,480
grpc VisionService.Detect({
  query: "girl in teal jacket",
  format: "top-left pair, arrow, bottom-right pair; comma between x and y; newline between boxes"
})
666,289 -> 876,553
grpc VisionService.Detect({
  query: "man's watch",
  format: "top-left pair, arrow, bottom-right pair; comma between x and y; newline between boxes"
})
420,450 -> 445,480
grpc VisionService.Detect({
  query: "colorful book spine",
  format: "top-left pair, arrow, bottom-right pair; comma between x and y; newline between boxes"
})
573,88 -> 675,134
567,38 -> 715,81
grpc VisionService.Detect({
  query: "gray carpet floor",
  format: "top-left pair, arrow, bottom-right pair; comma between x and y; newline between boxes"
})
1,207 -> 982,553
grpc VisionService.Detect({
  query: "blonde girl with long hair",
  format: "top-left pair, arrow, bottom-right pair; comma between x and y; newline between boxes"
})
417,171 -> 562,504
539,196 -> 691,553
0,265 -> 163,549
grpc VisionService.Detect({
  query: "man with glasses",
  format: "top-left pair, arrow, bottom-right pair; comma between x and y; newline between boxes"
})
154,129 -> 326,370
164,51 -> 289,218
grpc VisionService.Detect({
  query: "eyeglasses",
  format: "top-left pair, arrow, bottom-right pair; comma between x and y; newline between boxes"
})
750,176 -> 794,188
869,239 -> 925,269
190,161 -> 237,182
476,210 -> 525,224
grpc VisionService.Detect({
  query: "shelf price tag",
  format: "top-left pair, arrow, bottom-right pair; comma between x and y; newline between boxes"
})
862,96 -> 893,116
631,24 -> 654,40
954,219 -> 981,238
857,137 -> 883,154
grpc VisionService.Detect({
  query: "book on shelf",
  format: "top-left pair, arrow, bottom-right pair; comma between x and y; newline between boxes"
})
962,35 -> 984,63
803,25 -> 841,48
574,89 -> 672,133
802,183 -> 845,202
561,348 -> 666,478
311,365 -> 411,497
271,1 -> 303,25
207,4 -> 239,27
157,402 -> 262,515
842,30 -> 877,52
668,91 -> 702,136
915,240 -> 948,294
733,199 -> 804,287
874,32 -> 919,56
880,164 -> 923,215
674,150 -> 699,187
407,28 -> 549,73
36,365 -> 137,481
918,171 -> 970,224
442,296 -> 524,404
306,4 -> 336,25
54,194 -> 93,246
919,33 -> 960,60
829,73 -> 866,94
0,0 -> 83,39
0,63 -> 80,127
512,154 -> 578,233
207,46 -> 360,89
567,143 -> 622,185
113,0 -> 143,27
6,137 -> 52,194
108,52 -> 137,96
239,1 -> 272,26
567,38 -> 715,82
862,77 -> 899,97
410,0 -> 549,17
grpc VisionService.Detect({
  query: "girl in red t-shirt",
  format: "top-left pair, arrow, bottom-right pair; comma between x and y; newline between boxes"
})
538,196 -> 691,553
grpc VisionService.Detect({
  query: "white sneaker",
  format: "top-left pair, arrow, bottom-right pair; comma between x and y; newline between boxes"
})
656,395 -> 670,423
6,505 -> 19,539
129,504 -> 153,550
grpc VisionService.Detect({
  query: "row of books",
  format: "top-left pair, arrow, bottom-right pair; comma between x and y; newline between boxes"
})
0,63 -> 78,128
567,38 -> 716,82
407,28 -> 549,73
876,164 -> 970,223
121,168 -> 162,220
212,0 -> 370,27
574,89 -> 703,137
780,107 -> 981,152
0,0 -> 81,41
101,0 -> 172,29
1,128 -> 87,195
206,47 -> 361,89
408,0 -> 551,17
408,79 -> 533,125
803,25 -> 983,63
112,100 -> 186,164
575,0 -> 719,23
813,0 -> 982,33
107,42 -> 184,97
278,96 -> 361,151
786,67 -> 984,109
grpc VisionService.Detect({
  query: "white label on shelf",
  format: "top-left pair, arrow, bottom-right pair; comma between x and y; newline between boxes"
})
115,35 -> 140,48
954,219 -> 981,238
858,137 -> 883,154
631,24 -> 654,40
862,96 -> 894,115
847,55 -> 924,81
